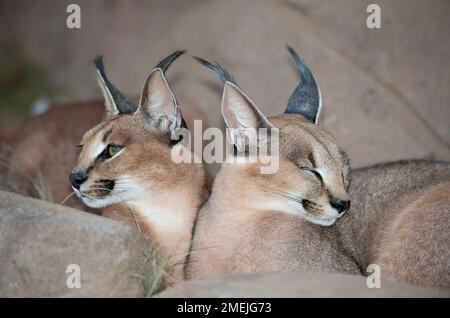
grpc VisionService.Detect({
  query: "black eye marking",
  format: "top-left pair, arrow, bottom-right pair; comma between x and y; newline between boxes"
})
97,144 -> 123,161
99,179 -> 115,191
300,166 -> 323,183
302,199 -> 318,212
75,144 -> 83,148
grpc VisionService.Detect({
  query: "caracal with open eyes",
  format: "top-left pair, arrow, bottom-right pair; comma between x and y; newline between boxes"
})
71,51 -> 206,284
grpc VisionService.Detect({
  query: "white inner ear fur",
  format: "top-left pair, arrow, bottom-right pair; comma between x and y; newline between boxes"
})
137,69 -> 181,136
315,84 -> 323,124
96,70 -> 119,116
221,82 -> 273,151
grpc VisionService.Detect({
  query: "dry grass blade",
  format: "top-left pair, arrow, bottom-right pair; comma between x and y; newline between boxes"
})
60,191 -> 77,206
0,152 -> 53,202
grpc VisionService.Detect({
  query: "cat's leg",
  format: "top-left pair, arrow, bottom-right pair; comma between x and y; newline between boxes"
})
375,183 -> 450,289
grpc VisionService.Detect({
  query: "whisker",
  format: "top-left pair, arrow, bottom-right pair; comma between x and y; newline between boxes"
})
60,191 -> 77,206
126,206 -> 142,233
261,190 -> 303,205
260,189 -> 323,212
79,186 -> 143,233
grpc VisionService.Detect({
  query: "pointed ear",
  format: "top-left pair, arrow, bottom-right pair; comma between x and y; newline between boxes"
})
94,56 -> 137,116
96,69 -> 118,116
284,46 -> 322,124
193,56 -> 274,152
137,69 -> 182,135
222,82 -> 274,151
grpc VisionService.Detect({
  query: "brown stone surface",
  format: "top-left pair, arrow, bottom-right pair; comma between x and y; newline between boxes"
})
1,0 -> 449,168
0,0 -> 449,298
1,189 -> 448,298
157,272 -> 450,298
0,191 -> 151,297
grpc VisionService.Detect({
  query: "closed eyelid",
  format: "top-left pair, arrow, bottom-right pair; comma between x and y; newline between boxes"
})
299,166 -> 315,172
300,166 -> 323,183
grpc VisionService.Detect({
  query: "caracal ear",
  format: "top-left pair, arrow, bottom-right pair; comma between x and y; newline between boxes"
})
284,46 -> 322,124
136,50 -> 186,136
222,82 -> 274,152
94,56 -> 137,116
193,56 -> 274,152
137,69 -> 182,135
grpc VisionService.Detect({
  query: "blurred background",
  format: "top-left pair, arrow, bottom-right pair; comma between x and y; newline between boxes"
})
0,0 -> 449,168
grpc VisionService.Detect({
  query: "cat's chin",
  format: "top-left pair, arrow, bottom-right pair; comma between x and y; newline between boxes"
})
73,187 -> 119,209
301,214 -> 337,227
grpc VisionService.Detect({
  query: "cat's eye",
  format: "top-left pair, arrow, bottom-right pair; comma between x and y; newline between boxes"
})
108,145 -> 122,157
98,144 -> 123,160
300,166 -> 323,183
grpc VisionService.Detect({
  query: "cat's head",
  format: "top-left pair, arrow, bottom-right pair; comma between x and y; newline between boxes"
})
70,51 -> 189,208
196,47 -> 350,226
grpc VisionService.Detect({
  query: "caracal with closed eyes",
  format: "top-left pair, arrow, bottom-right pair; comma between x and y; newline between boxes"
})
187,47 -> 360,279
187,48 -> 450,290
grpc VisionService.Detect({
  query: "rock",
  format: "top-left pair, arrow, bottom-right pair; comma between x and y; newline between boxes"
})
1,191 -> 448,298
156,272 -> 449,298
0,191 -> 155,297
1,0 -> 449,169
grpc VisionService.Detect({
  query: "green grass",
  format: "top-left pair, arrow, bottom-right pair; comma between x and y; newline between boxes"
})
142,248 -> 169,297
127,247 -> 169,297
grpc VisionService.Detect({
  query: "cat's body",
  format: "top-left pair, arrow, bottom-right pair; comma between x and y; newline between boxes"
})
65,52 -> 209,284
187,115 -> 360,279
3,52 -> 209,285
188,177 -> 360,279
187,49 -> 450,290
3,47 -> 449,290
187,52 -> 359,280
338,160 -> 450,289
188,159 -> 450,289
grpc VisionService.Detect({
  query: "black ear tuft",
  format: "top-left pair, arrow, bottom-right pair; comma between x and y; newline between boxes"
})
94,55 -> 137,114
155,50 -> 186,74
193,56 -> 236,85
94,55 -> 106,77
284,46 -> 321,124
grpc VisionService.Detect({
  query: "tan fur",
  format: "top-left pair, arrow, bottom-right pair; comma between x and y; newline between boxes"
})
6,54 -> 207,285
6,98 -> 206,284
188,115 -> 450,289
74,112 -> 205,283
68,60 -> 209,285
186,77 -> 450,289
337,160 -> 450,289
187,113 -> 360,279
5,97 -> 204,210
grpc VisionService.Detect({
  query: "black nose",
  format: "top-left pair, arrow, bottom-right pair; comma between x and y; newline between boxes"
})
69,172 -> 88,189
330,198 -> 350,214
